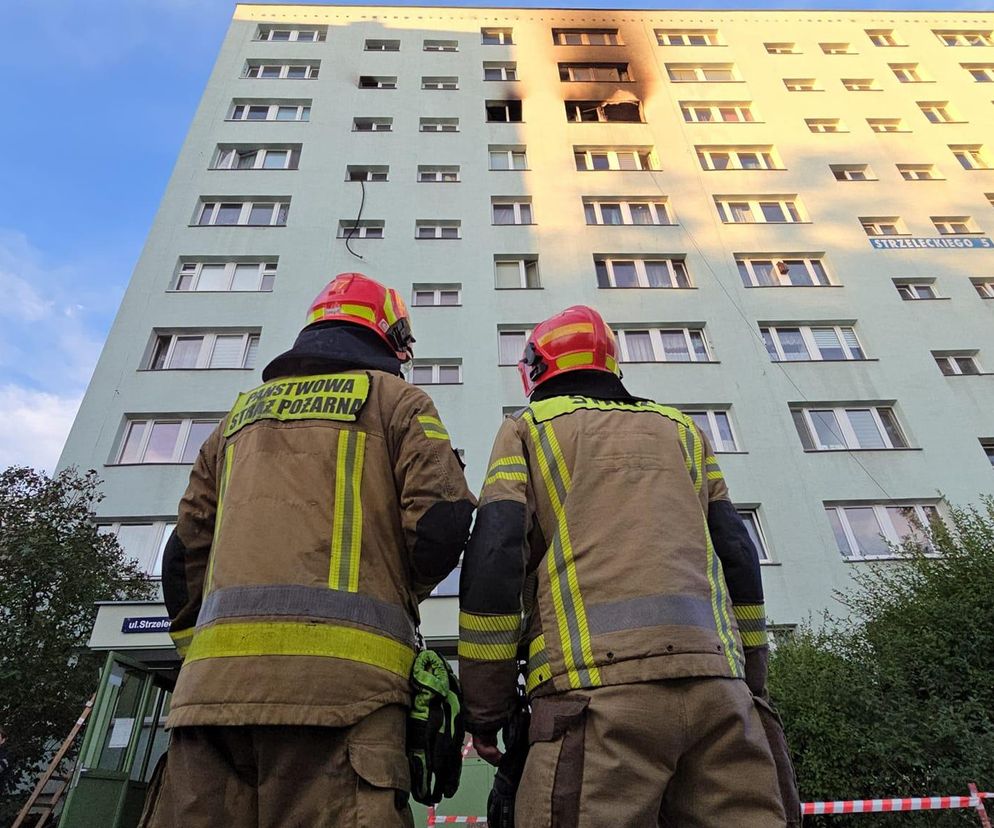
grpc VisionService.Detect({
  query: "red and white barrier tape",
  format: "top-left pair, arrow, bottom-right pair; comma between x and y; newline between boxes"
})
429,817 -> 486,824
803,792 -> 992,815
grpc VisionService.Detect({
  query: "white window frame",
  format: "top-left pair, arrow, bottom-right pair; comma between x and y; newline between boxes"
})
936,30 -> 993,47
565,100 -> 644,123
919,102 -> 959,123
795,406 -> 906,450
895,281 -> 937,300
412,286 -> 462,307
867,29 -> 902,47
486,100 -> 522,122
359,76 -> 397,90
420,117 -> 459,132
806,118 -> 846,133
614,328 -> 712,363
897,164 -> 942,180
951,145 -> 991,169
553,29 -> 622,46
364,39 -> 400,51
737,509 -> 772,562
416,221 -> 461,240
484,62 -> 517,81
595,258 -> 690,289
424,39 -> 458,52
418,166 -> 460,183
489,147 -> 528,170
715,197 -> 803,224
422,76 -> 459,90
196,201 -> 289,227
173,261 -> 276,292
115,418 -> 222,465
973,279 -> 994,299
932,216 -> 978,235
683,409 -> 739,452
148,332 -> 259,371
827,504 -> 938,561
964,64 -> 994,82
890,64 -> 924,82
934,353 -> 982,375
347,166 -> 389,182
337,221 -> 384,239
244,62 -> 319,80
494,258 -> 540,289
697,146 -> 779,171
656,29 -> 721,46
762,325 -> 865,361
765,42 -> 798,54
213,147 -> 298,170
860,217 -> 906,236
584,199 -> 671,226
498,330 -> 530,364
832,165 -> 875,181
353,117 -> 392,132
784,78 -> 821,91
574,148 -> 657,171
256,27 -> 324,42
842,78 -> 880,91
492,199 -> 533,225
410,363 -> 463,385
681,102 -> 756,123
559,63 -> 631,82
228,102 -> 310,122
99,520 -> 177,577
868,118 -> 908,133
667,63 -> 737,82
821,42 -> 854,54
481,28 -> 513,45
736,256 -> 831,288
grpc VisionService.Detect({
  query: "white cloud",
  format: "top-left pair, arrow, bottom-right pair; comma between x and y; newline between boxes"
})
0,385 -> 82,473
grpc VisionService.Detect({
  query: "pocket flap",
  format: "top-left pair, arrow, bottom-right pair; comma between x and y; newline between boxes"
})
348,742 -> 411,791
529,696 -> 589,743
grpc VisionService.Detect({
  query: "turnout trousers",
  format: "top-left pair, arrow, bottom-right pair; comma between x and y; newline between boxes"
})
142,704 -> 413,828
515,677 -> 786,828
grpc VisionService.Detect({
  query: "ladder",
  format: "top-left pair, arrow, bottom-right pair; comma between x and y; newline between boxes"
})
11,695 -> 94,828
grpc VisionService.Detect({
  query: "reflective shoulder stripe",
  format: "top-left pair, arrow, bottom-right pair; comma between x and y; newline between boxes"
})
458,611 -> 521,661
330,430 -> 366,592
185,620 -> 415,678
417,415 -> 450,441
525,634 -> 551,693
555,352 -> 594,370
485,455 -> 529,486
706,530 -> 742,677
528,395 -> 695,427
224,373 -> 370,437
705,454 -> 723,481
205,441 -> 235,595
170,627 -> 194,659
734,603 -> 768,648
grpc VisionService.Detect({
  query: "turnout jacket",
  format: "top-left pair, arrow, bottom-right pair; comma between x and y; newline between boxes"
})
458,381 -> 768,732
168,357 -> 475,728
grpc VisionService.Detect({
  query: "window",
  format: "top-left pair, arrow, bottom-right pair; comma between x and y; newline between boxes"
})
784,78 -> 821,91
890,63 -> 925,82
484,62 -> 517,81
499,330 -> 528,364
981,439 -> 994,466
422,75 -> 458,90
667,63 -> 737,82
898,164 -> 942,180
933,216 -> 979,235
559,63 -> 632,82
489,145 -> 527,170
359,75 -> 396,89
715,196 -> 803,224
196,200 -> 288,227
820,42 -> 854,54
934,352 -> 982,375
100,521 -> 176,577
868,118 -> 908,133
656,29 -> 721,46
963,63 -> 994,82
148,332 -> 259,371
481,27 -> 512,45
595,257 -> 690,289
116,418 -> 221,465
244,61 -> 319,79
412,284 -> 461,306
860,216 -> 907,236
228,100 -> 311,122
353,117 -> 393,132
866,29 -> 902,47
894,281 -> 938,300
683,409 -> 738,452
553,28 -> 622,46
761,325 -> 865,361
347,165 -> 389,182
574,147 -> 658,171
935,30 -> 993,47
424,39 -> 458,52
681,101 -> 756,123
420,117 -> 459,132
842,78 -> 880,91
336,220 -> 384,239
494,257 -> 540,289
416,220 -> 460,239
736,256 -> 831,287
697,146 -> 780,171
584,199 -> 672,226
765,42 -> 798,54
806,118 -> 847,133
565,100 -> 643,123
827,503 -> 938,560
972,279 -> 994,298
417,165 -> 460,183
919,102 -> 961,123
365,39 -> 399,51
256,26 -> 325,42
492,198 -> 533,225
212,146 -> 300,170
486,100 -> 522,122
951,145 -> 991,170
173,261 -> 276,292
831,164 -> 875,181
792,406 -> 907,450
410,362 -> 462,385
737,510 -> 771,561
614,328 -> 712,363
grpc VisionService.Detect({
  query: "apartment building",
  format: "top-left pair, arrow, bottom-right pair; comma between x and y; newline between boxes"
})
53,6 -> 994,822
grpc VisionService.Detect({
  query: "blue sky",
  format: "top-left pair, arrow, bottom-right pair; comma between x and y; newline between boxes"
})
0,0 -> 988,471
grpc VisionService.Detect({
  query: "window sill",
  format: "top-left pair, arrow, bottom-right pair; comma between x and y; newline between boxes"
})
597,285 -> 696,290
486,121 -> 526,125
337,237 -> 383,241
484,79 -> 520,82
490,169 -> 531,172
770,358 -> 879,363
759,560 -> 781,566
802,447 -> 922,453
577,169 -> 662,173
899,296 -> 951,301
164,289 -> 274,294
192,224 -> 288,229
744,284 -> 842,289
210,168 -> 299,172
672,79 -> 745,83
419,180 -> 461,184
225,118 -> 309,123
587,223 -> 678,227
688,120 -> 767,125
492,223 -> 537,227
704,168 -> 786,172
937,233 -> 986,237
413,304 -> 464,308
834,178 -> 879,182
106,462 -> 195,468
137,368 -> 255,373
495,287 -> 543,291
620,360 -> 720,365
723,221 -> 813,226
412,382 -> 463,387
347,179 -> 389,183
414,237 -> 462,240
561,79 -> 636,83
939,372 -> 993,377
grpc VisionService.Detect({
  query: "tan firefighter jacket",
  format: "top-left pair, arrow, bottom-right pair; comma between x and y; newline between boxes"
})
458,395 -> 768,731
168,369 -> 475,728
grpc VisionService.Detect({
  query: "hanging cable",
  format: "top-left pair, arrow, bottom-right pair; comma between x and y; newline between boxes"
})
345,178 -> 366,261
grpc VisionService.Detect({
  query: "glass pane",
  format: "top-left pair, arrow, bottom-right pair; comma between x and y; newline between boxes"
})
689,331 -> 709,361
247,106 -> 269,120
210,335 -> 245,368
752,260 -> 775,286
792,411 -> 814,450
412,366 -> 434,384
262,151 -> 289,169
842,329 -> 864,359
276,106 -> 297,120
168,337 -> 202,369
612,261 -> 637,287
623,331 -> 654,362
150,337 -> 170,370
95,664 -> 146,772
645,262 -> 670,288
878,409 -> 906,448
739,512 -> 768,559
886,507 -> 929,547
499,333 -> 526,364
413,291 -> 434,306
591,154 -> 610,171
176,273 -> 194,291
440,291 -> 460,306
260,66 -> 281,78
714,412 -> 735,449
493,205 -> 515,224
810,410 -> 846,449
812,328 -> 844,360
600,204 -> 622,225
152,524 -> 175,578
236,151 -> 257,169
244,337 -> 259,369
490,151 -> 510,170
956,357 -> 979,375
617,153 -> 638,171
846,409 -> 885,448
231,264 -> 259,291
688,412 -> 714,443
630,204 -> 653,225
826,509 -> 852,557
519,205 -> 532,223
729,203 -> 751,223
760,202 -> 787,222
197,264 -> 227,291
438,366 -> 461,383
215,204 -> 242,225
249,204 -> 274,225
595,261 -> 610,288
432,565 -> 461,596
286,66 -> 307,79
495,262 -> 522,289
115,524 -> 156,571
261,273 -> 276,291
777,329 -> 808,360
844,507 -> 889,557
183,422 -> 217,463
119,422 -> 147,464
660,331 -> 691,361
145,422 -> 180,462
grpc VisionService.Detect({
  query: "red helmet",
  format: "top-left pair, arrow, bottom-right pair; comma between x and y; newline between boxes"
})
306,273 -> 414,361
518,305 -> 620,396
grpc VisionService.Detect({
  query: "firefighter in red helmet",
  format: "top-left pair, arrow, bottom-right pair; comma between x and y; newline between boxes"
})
149,273 -> 475,827
459,305 -> 799,827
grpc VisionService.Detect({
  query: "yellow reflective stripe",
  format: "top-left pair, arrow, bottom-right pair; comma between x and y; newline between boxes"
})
740,630 -> 768,648
485,471 -> 528,486
458,612 -> 520,632
525,634 -> 550,693
205,441 -> 235,594
342,303 -> 376,323
707,470 -> 724,481
330,430 -> 366,592
457,641 -> 518,660
605,354 -> 618,373
555,352 -> 594,370
383,291 -> 398,325
487,455 -> 526,472
706,530 -> 741,677
186,621 -> 415,678
537,322 -> 594,347
417,415 -> 450,441
170,627 -> 195,658
528,635 -> 545,660
733,604 -> 765,621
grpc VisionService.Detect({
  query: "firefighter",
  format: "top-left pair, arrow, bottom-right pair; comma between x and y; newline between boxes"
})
147,273 -> 476,828
459,305 -> 797,827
